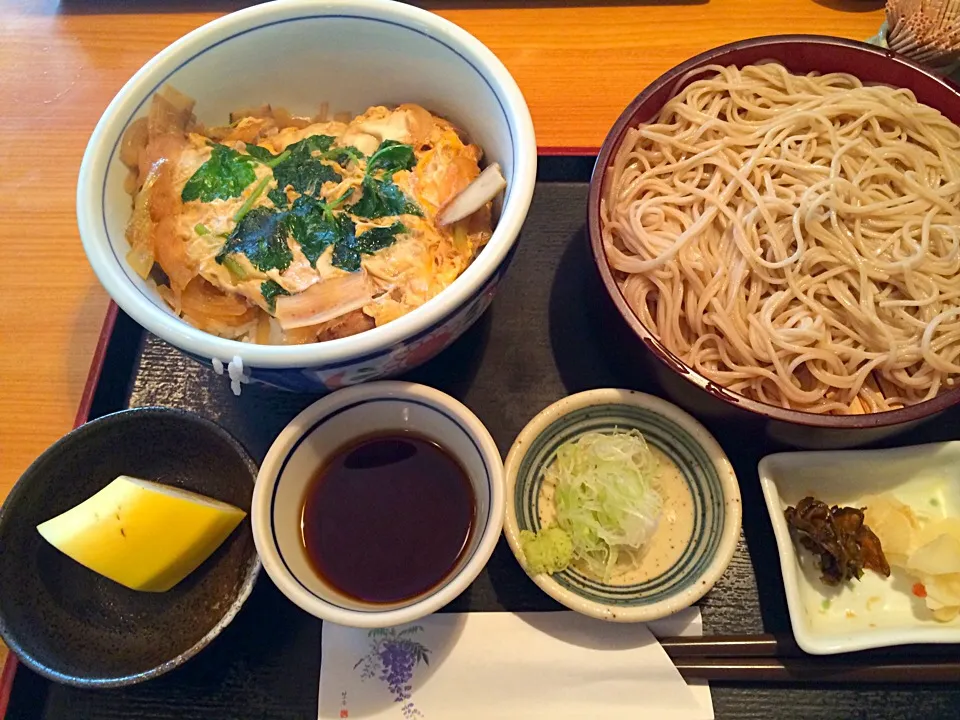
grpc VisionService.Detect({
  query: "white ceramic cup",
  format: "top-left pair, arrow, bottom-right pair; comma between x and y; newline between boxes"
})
252,381 -> 505,627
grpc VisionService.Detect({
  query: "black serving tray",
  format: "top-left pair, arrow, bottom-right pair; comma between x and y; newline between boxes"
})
8,156 -> 960,719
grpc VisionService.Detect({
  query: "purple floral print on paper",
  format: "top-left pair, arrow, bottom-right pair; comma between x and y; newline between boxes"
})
354,626 -> 430,718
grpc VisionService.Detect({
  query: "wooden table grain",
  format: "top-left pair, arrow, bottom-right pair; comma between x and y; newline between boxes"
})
0,0 -> 884,506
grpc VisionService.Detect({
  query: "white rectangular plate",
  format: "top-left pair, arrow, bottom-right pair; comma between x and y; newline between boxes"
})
758,442 -> 960,655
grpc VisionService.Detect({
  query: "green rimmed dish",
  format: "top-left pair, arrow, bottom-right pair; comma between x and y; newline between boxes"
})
503,389 -> 742,622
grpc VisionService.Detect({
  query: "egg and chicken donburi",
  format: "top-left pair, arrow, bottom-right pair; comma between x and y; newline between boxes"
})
120,87 -> 506,345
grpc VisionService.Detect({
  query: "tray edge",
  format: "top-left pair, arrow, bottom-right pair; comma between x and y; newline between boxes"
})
0,301 -> 120,718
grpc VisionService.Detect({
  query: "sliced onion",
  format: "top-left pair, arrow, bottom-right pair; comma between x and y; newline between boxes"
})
221,117 -> 269,144
126,244 -> 154,279
120,117 -> 149,169
316,309 -> 377,341
147,86 -> 195,137
181,277 -> 252,319
255,313 -> 273,345
158,85 -> 195,116
123,168 -> 139,196
436,162 -> 507,227
272,107 -> 311,130
229,104 -> 272,124
124,165 -> 161,278
274,272 -> 376,330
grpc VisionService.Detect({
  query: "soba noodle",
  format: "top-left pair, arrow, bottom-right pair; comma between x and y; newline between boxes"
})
600,63 -> 960,414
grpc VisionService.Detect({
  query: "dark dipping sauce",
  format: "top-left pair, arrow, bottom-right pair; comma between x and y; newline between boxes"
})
301,433 -> 475,604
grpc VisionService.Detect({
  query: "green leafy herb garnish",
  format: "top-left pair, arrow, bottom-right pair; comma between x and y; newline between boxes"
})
285,190 -> 358,266
181,144 -> 257,203
268,187 -> 289,208
352,175 -> 422,219
332,219 -> 406,272
244,143 -> 291,168
298,135 -> 336,153
285,195 -> 340,265
216,207 -> 292,272
356,221 -> 406,254
349,139 -> 421,219
272,136 -> 342,197
327,145 -> 365,166
285,135 -> 362,165
261,279 -> 290,312
366,140 -> 417,175
199,136 -> 414,279
330,216 -> 361,272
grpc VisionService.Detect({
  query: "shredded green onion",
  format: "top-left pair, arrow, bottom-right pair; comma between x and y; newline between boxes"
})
194,223 -> 210,236
547,429 -> 663,581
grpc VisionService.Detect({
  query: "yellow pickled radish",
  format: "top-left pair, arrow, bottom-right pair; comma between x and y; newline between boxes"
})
862,494 -> 920,563
36,475 -> 246,592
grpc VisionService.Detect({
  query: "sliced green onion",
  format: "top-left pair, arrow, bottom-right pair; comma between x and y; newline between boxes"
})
549,429 -> 663,581
194,223 -> 210,236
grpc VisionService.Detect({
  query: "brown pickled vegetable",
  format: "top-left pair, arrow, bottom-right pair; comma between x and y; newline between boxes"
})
784,496 -> 891,586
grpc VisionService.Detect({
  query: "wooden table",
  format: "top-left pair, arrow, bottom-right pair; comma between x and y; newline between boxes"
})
0,0 -> 885,520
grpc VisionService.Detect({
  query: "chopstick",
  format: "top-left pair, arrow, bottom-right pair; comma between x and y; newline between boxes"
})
672,658 -> 960,683
660,634 -> 960,659
659,635 -> 960,683
660,634 -> 798,658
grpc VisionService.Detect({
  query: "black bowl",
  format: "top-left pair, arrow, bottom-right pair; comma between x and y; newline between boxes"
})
0,407 -> 261,687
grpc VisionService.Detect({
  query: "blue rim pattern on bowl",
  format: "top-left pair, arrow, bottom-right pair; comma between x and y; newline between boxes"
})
177,240 -> 518,390
270,396 -> 492,612
101,13 -> 518,316
514,403 -> 724,606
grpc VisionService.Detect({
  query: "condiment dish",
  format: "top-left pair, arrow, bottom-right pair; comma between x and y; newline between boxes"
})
503,389 -> 742,623
759,443 -> 960,654
252,381 -> 505,628
0,407 -> 260,687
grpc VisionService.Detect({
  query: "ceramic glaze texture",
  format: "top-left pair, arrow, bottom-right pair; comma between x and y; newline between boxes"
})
515,404 -> 724,605
760,442 -> 960,654
0,408 -> 260,687
504,389 -> 742,623
77,0 -> 537,391
252,382 -> 505,628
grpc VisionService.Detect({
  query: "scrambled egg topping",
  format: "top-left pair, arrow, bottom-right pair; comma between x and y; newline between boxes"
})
121,91 -> 493,345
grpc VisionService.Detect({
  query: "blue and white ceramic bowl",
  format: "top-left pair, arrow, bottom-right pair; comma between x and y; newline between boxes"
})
77,0 -> 536,393
504,389 -> 742,622
252,381 -> 504,628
